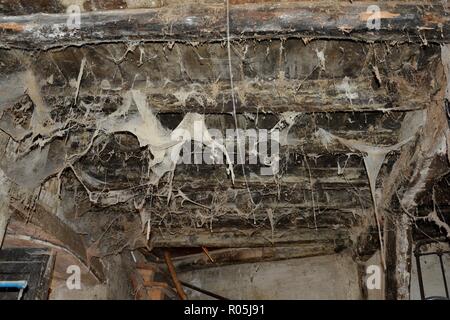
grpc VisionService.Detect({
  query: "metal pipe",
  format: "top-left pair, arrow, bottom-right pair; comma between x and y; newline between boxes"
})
0,281 -> 28,289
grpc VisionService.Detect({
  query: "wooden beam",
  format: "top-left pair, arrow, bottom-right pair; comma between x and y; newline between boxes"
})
384,212 -> 412,300
168,243 -> 344,272
43,77 -> 426,113
0,2 -> 449,50
150,226 -> 350,248
380,54 -> 450,300
170,163 -> 376,189
10,201 -> 105,282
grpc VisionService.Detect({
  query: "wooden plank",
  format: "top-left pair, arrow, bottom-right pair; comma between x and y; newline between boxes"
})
171,165 -> 373,190
166,187 -> 370,211
150,226 -> 350,248
169,244 -> 344,272
0,2 -> 449,49
42,77 -> 426,113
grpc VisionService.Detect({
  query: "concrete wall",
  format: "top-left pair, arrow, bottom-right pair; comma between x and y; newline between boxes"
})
179,251 -> 361,300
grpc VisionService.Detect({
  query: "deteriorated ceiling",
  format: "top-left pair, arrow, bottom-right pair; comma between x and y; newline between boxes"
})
1,1 -> 450,297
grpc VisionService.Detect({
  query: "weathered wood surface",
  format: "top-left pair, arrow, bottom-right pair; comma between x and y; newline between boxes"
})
0,2 -> 449,49
379,53 -> 450,300
381,62 -> 450,213
168,244 -> 344,272
384,213 -> 412,300
10,201 -> 105,281
150,226 -> 350,247
42,78 -> 426,113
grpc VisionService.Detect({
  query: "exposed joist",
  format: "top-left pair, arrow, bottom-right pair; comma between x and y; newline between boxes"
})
172,167 -> 370,190
149,208 -> 358,233
379,58 -> 450,300
150,226 -> 349,247
168,243 -> 344,272
169,186 -> 370,210
43,78 -> 425,113
0,2 -> 449,49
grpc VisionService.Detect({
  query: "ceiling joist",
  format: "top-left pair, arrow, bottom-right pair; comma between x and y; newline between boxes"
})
0,2 -> 449,50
